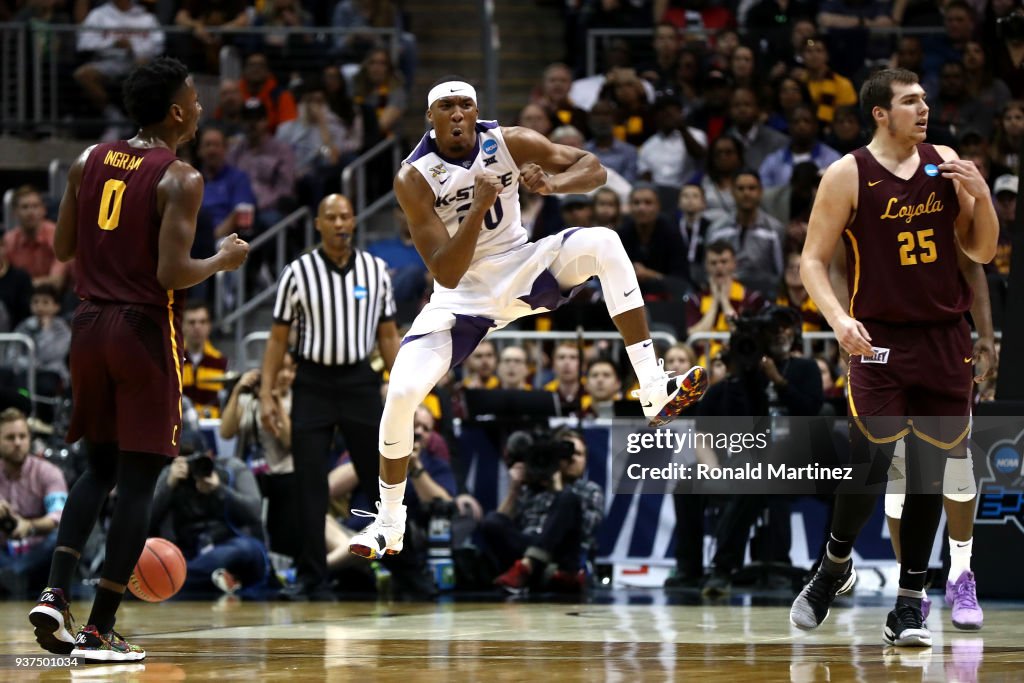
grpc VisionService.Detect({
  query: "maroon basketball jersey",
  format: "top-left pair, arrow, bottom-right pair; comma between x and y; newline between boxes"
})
75,141 -> 183,309
844,143 -> 971,324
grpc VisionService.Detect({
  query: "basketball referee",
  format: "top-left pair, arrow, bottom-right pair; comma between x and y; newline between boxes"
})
259,193 -> 399,598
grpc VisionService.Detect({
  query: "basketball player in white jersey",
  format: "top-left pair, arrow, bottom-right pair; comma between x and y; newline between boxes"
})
348,76 -> 708,560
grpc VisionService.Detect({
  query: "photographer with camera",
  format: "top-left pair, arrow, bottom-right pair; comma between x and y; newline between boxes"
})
151,432 -> 266,595
484,427 -> 604,594
673,305 -> 823,596
0,408 -> 66,597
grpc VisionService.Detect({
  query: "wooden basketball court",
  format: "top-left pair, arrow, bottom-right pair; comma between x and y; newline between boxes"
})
1,595 -> 1021,681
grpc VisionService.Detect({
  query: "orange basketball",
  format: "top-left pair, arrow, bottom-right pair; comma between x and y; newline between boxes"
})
128,537 -> 187,602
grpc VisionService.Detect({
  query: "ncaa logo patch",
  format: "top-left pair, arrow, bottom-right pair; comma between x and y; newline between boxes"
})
976,427 -> 1024,533
924,163 -> 940,177
353,285 -> 368,300
482,138 -> 498,155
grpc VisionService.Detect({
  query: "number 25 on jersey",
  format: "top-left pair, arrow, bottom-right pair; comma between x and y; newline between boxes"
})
97,179 -> 127,231
897,228 -> 937,266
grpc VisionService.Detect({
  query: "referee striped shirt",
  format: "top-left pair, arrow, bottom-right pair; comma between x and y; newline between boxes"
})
272,247 -> 396,366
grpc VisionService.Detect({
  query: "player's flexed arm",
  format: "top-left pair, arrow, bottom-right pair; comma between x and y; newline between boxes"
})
394,166 -> 500,289
503,126 -> 607,195
801,155 -> 874,357
935,147 -> 999,264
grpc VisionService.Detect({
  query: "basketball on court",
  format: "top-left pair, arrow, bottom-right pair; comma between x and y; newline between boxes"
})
128,538 -> 187,603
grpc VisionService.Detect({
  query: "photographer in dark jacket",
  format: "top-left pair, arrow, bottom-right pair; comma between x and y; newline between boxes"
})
671,305 -> 823,594
151,433 -> 267,595
483,427 -> 604,594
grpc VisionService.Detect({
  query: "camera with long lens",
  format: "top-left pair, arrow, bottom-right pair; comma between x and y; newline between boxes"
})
726,305 -> 801,373
0,513 -> 18,535
186,452 -> 215,479
506,428 -> 575,488
999,12 -> 1024,42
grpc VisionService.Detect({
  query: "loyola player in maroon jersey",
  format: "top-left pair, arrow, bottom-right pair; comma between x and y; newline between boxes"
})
789,68 -> 997,647
27,57 -> 248,661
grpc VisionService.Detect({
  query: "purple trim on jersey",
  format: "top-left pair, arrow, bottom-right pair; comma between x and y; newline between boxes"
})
405,121 -> 497,167
449,314 -> 497,367
406,133 -> 434,163
518,269 -> 589,312
400,313 -> 497,370
476,120 -> 499,130
560,226 -> 587,244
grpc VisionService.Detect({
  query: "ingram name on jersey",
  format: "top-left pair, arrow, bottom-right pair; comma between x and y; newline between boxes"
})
404,121 -> 527,273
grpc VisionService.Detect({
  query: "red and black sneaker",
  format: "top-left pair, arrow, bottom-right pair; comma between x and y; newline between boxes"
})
494,559 -> 532,595
28,587 -> 76,655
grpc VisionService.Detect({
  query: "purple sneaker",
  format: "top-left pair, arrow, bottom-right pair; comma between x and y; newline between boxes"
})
946,571 -> 984,630
921,594 -> 931,621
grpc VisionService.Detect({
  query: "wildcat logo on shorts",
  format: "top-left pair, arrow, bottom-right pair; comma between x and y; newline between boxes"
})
482,138 -> 498,155
428,163 -> 448,180
861,347 -> 891,364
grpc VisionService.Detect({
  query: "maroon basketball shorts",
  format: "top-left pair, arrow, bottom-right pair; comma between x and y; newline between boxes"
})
847,318 -> 973,450
67,300 -> 184,457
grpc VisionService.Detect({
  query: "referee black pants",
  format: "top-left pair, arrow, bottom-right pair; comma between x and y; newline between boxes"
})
290,359 -> 383,589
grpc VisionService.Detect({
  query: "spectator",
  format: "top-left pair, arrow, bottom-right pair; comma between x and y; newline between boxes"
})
543,341 -> 584,415
196,126 -> 258,242
212,78 -> 246,140
992,174 -> 1017,278
958,129 -> 1010,192
228,98 -> 298,238
728,45 -> 758,91
676,183 -> 713,287
690,134 -> 744,224
277,79 -> 363,210
559,195 -> 595,232
249,0 -> 317,78
799,36 -> 858,129
585,100 -> 639,183
151,435 -> 266,595
592,186 -> 622,229
932,61 -> 996,140
991,100 -> 1024,172
581,358 -> 622,418
672,47 -> 703,111
685,69 -> 733,144
533,62 -> 590,136
776,251 -> 828,333
462,340 -> 499,389
823,105 -> 870,155
352,46 -> 406,139
707,170 -> 786,295
0,236 -> 32,330
367,205 -> 429,307
638,96 -> 708,198
684,240 -> 765,360
617,184 -> 690,298
724,87 -> 790,173
994,7 -> 1024,99
497,346 -> 532,391
744,0 -> 816,79
219,356 -> 298,560
74,0 -> 164,141
816,0 -> 896,74
963,40 -> 1012,114
663,342 -> 698,377
517,103 -> 553,137
322,64 -> 366,136
519,187 -> 564,242
550,126 -> 634,207
4,283 -> 71,398
639,22 -> 681,91
174,0 -> 250,74
765,75 -> 812,134
239,52 -> 298,134
3,185 -> 69,291
0,408 -> 66,597
598,67 -> 656,146
761,160 -> 822,233
759,105 -> 842,189
890,35 -> 940,100
923,0 -> 976,78
181,301 -> 228,419
488,428 -> 604,593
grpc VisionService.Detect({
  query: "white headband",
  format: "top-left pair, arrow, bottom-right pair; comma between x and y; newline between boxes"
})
427,81 -> 477,108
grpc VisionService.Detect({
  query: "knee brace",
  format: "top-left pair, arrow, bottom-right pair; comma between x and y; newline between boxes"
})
944,449 -> 977,503
553,227 -> 640,318
378,331 -> 452,458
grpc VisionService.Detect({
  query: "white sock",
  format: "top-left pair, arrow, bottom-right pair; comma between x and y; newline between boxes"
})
379,477 -> 406,522
626,339 -> 660,385
949,536 -> 973,582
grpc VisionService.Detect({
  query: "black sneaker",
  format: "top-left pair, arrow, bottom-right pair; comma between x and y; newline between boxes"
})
789,563 -> 857,630
28,587 -> 76,655
701,573 -> 732,598
883,601 -> 932,647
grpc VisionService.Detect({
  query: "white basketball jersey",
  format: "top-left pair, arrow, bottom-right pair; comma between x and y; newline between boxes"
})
404,121 -> 527,269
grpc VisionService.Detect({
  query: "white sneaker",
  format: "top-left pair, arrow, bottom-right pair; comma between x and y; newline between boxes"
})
631,360 -> 709,427
348,502 -> 406,559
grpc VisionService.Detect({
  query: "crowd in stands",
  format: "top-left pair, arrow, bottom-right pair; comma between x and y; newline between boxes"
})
0,0 -> 1019,599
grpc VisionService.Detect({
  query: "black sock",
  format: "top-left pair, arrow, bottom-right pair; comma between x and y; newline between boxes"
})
88,586 -> 123,634
825,534 -> 854,566
46,549 -> 79,597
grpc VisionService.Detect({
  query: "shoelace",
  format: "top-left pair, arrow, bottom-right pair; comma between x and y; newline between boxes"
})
806,566 -> 848,604
955,577 -> 979,609
894,602 -> 925,629
631,359 -> 677,398
351,502 -> 401,527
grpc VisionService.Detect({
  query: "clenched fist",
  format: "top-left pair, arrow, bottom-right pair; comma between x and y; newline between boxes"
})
471,174 -> 503,211
520,163 -> 555,195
